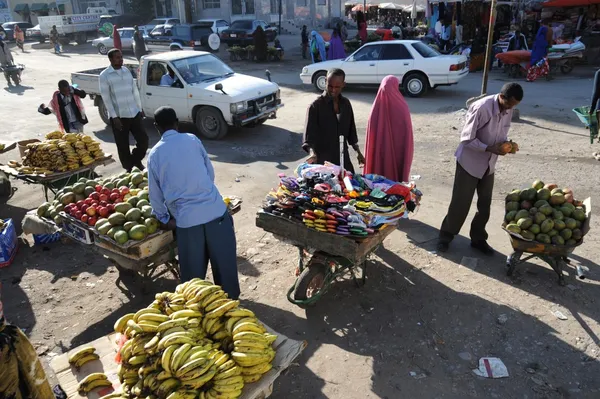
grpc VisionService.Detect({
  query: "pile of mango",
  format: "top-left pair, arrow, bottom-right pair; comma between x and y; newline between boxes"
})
504,180 -> 588,246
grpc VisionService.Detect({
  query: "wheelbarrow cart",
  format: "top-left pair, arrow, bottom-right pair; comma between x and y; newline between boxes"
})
256,210 -> 396,307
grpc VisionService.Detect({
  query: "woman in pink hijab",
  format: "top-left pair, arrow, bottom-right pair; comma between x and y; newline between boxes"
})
364,75 -> 414,182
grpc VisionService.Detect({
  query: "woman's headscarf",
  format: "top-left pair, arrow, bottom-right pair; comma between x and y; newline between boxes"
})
364,75 -> 414,183
310,30 -> 326,63
253,25 -> 268,61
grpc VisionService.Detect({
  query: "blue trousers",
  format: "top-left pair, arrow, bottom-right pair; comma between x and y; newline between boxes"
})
176,212 -> 240,299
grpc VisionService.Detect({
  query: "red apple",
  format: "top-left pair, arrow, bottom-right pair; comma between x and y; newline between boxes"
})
81,214 -> 88,223
95,185 -> 102,192
98,207 -> 109,217
80,204 -> 89,213
76,200 -> 85,208
106,204 -> 115,213
99,194 -> 109,202
101,188 -> 110,196
75,211 -> 83,220
69,208 -> 77,217
88,217 -> 97,226
119,186 -> 130,195
64,204 -> 73,213
84,198 -> 93,206
86,206 -> 97,216
110,192 -> 120,202
113,197 -> 123,204
99,200 -> 108,207
90,192 -> 100,201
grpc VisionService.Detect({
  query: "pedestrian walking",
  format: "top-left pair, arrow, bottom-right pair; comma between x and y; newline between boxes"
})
303,68 -> 365,174
0,39 -> 15,86
13,25 -> 24,52
301,25 -> 309,59
148,106 -> 240,299
99,48 -> 148,172
438,83 -> 524,255
38,80 -> 88,133
133,25 -> 147,61
50,25 -> 60,54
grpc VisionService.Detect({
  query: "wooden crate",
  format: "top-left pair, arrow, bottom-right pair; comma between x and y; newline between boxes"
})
93,230 -> 174,260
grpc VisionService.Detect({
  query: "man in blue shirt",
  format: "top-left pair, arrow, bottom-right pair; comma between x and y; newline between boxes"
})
160,66 -> 175,87
147,106 -> 240,299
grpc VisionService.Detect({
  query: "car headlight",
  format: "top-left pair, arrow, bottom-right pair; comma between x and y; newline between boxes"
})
230,101 -> 247,114
302,67 -> 308,74
275,89 -> 280,100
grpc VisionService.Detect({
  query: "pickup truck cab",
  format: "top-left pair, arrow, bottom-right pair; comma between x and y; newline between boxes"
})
71,51 -> 283,140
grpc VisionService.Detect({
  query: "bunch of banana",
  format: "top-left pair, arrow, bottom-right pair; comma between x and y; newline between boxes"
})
45,131 -> 63,140
63,133 -> 79,143
68,346 -> 99,369
78,372 -> 113,394
21,140 -> 68,172
58,140 -> 81,169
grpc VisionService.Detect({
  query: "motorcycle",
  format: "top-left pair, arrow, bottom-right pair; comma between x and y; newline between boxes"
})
0,63 -> 25,86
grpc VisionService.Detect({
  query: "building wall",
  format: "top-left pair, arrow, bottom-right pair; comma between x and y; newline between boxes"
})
4,0 -> 74,24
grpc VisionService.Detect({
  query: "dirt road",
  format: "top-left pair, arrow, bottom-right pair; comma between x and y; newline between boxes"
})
0,40 -> 599,398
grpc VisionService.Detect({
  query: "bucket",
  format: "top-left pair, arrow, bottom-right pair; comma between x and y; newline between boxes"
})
18,139 -> 41,158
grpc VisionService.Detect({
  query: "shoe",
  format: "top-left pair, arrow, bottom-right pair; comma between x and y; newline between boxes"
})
437,241 -> 449,253
471,241 -> 494,256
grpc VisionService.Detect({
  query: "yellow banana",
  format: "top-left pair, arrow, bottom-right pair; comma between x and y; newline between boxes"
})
264,334 -> 278,344
185,303 -> 203,312
200,290 -> 226,309
73,353 -> 100,368
208,319 -> 225,336
144,334 -> 161,351
205,298 -> 230,313
232,331 -> 269,342
180,366 -> 217,389
188,349 -> 211,362
232,322 -> 265,335
233,317 -> 259,329
78,372 -> 109,389
157,378 -> 181,398
193,285 -> 221,303
166,390 -> 197,399
157,318 -> 188,332
231,351 -> 274,366
233,339 -> 271,350
218,360 -> 237,372
68,346 -> 96,364
137,322 -> 159,333
158,334 -> 195,350
170,310 -> 203,319
233,345 -> 271,354
162,326 -> 186,336
128,354 -> 147,365
242,373 -> 262,383
176,357 -> 214,378
133,307 -> 161,322
214,366 -> 241,381
214,353 -> 230,368
205,300 -> 239,319
209,388 -> 243,399
156,370 -> 173,381
171,343 -> 192,372
225,317 -> 242,334
203,317 -> 218,334
138,313 -> 170,323
127,319 -> 144,334
79,378 -> 113,394
161,344 -> 179,374
225,308 -> 255,318
212,382 -> 244,393
239,361 -> 272,375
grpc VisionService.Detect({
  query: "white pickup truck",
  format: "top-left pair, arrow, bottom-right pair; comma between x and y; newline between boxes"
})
71,51 -> 283,139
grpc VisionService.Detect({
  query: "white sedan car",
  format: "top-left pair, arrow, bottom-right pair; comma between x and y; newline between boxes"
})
92,27 -> 148,55
300,40 -> 469,97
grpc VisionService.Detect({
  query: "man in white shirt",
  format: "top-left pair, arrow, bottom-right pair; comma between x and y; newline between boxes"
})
99,48 -> 149,172
441,20 -> 452,52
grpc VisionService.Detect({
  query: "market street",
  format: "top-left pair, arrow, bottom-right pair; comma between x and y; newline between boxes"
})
1,40 -> 600,398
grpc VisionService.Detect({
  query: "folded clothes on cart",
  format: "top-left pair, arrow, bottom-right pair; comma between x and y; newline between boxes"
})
263,163 -> 423,236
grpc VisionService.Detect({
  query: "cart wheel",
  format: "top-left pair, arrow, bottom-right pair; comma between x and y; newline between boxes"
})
292,262 -> 327,304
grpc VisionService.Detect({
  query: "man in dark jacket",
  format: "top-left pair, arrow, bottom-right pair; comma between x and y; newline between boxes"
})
39,80 -> 88,133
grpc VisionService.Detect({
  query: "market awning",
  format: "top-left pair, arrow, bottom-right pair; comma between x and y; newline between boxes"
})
544,0 -> 600,7
48,2 -> 66,11
30,3 -> 49,12
14,4 -> 30,13
379,3 -> 405,10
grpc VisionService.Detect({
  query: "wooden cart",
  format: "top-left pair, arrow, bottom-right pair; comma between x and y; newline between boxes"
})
0,155 -> 115,201
256,210 -> 396,307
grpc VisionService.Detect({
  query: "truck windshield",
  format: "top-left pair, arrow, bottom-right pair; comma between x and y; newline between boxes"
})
172,55 -> 234,84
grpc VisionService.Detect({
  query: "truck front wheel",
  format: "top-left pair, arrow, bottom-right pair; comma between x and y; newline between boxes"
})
97,98 -> 111,126
195,107 -> 228,140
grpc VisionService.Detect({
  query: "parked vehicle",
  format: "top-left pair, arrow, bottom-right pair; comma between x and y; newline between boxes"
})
220,20 -> 277,47
197,19 -> 230,35
300,40 -> 469,97
25,24 -> 45,43
145,23 -> 220,53
1,22 -> 33,41
71,51 -> 282,140
39,12 -> 100,45
92,27 -> 149,55
140,17 -> 180,33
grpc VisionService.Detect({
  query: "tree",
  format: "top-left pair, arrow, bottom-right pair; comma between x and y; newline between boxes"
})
124,0 -> 155,23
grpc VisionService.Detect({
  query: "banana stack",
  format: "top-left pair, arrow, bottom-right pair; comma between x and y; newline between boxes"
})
12,133 -> 106,174
68,346 -> 99,369
78,373 -> 113,395
108,278 -> 277,398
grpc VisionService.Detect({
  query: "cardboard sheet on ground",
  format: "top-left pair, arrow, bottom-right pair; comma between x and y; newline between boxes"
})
50,324 -> 306,399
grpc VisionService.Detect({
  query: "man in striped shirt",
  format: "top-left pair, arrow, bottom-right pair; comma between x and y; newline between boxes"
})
99,49 -> 149,171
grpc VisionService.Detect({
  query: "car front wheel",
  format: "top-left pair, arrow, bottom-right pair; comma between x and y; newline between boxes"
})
313,71 -> 327,92
97,43 -> 108,55
195,107 -> 228,140
403,73 -> 428,97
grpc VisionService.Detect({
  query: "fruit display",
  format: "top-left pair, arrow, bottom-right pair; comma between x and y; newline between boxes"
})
8,132 -> 106,175
107,278 -> 277,398
68,347 -> 100,369
503,180 -> 588,246
78,372 -> 113,395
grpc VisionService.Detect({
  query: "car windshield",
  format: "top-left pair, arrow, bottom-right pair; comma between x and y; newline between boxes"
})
411,42 -> 440,58
2,23 -> 15,29
230,20 -> 252,30
172,55 -> 234,84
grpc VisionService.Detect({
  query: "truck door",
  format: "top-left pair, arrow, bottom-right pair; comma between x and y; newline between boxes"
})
142,61 -> 190,120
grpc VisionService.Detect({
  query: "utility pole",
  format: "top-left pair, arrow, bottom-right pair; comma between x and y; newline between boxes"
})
278,0 -> 282,35
480,0 -> 497,96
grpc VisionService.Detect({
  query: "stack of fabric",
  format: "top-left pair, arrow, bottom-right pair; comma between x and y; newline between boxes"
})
263,163 -> 422,238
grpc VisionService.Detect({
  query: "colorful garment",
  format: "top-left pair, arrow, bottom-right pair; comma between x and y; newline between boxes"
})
526,58 -> 549,82
327,32 -> 346,60
310,31 -> 326,63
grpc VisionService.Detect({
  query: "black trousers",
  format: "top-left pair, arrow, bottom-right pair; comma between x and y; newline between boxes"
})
439,162 -> 495,244
111,112 -> 149,171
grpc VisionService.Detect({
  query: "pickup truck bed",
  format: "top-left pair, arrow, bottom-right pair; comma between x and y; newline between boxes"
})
72,64 -> 139,95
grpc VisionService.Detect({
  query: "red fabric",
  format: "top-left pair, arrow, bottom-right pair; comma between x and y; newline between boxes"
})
364,75 -> 414,183
358,22 -> 367,43
112,25 -> 122,51
381,30 -> 393,40
545,0 -> 600,7
49,90 -> 86,132
526,59 -> 549,82
496,50 -> 531,64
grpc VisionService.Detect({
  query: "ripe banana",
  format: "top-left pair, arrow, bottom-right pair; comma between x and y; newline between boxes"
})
171,343 -> 192,372
232,322 -> 266,335
242,373 -> 262,383
138,313 -> 170,324
218,360 -> 237,372
205,298 -> 230,313
264,334 -> 278,344
170,310 -> 203,319
176,357 -> 213,378
233,345 -> 272,354
213,353 -> 230,368
73,353 -> 100,368
214,366 -> 241,380
157,378 -> 181,398
158,334 -> 195,350
225,317 -> 242,334
156,370 -> 173,381
200,290 -> 226,309
239,361 -> 273,376
144,334 -> 161,351
231,351 -> 275,366
188,349 -> 210,362
157,318 -> 188,332
133,307 -> 161,322
232,331 -> 269,342
185,303 -> 203,312
68,346 -> 96,364
161,344 -> 179,374
114,314 -> 135,333
225,308 -> 255,318
208,319 -> 225,336
205,300 -> 239,319
203,317 -> 218,334
166,390 -> 197,399
127,319 -> 144,334
180,366 -> 217,389
128,354 -> 147,366
233,339 -> 271,350
78,373 -> 111,394
137,321 -> 160,333
209,388 -> 242,399
192,285 -> 221,303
